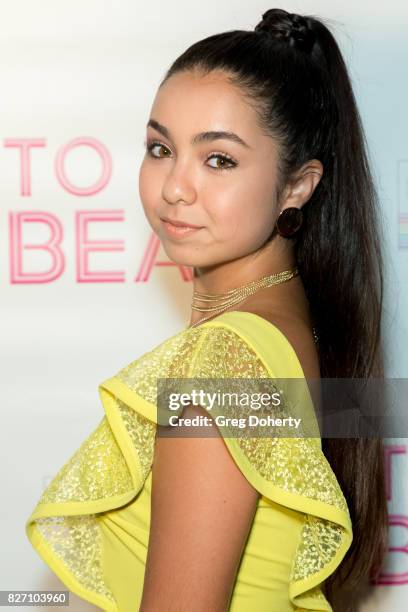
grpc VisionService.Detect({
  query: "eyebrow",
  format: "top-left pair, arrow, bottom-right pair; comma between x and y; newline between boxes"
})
146,118 -> 251,149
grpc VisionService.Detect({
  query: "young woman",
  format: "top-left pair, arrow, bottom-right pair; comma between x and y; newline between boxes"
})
26,8 -> 388,612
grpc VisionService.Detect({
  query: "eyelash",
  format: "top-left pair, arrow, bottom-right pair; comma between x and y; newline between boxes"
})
144,139 -> 238,172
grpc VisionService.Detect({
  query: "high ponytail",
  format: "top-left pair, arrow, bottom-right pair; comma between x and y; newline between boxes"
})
161,8 -> 388,610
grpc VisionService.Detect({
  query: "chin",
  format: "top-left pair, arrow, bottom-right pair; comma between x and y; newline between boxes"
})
165,251 -> 205,267
160,245 -> 208,268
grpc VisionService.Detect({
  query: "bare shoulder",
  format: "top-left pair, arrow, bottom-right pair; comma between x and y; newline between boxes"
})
237,305 -> 320,381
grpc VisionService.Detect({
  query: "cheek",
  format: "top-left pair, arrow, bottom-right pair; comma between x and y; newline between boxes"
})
208,178 -> 276,243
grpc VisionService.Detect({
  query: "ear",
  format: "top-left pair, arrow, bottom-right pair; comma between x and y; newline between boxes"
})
280,159 -> 323,210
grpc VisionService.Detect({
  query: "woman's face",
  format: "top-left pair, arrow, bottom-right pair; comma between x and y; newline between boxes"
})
139,68 -> 281,267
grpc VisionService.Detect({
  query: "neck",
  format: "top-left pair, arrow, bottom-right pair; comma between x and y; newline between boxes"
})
189,237 -> 298,327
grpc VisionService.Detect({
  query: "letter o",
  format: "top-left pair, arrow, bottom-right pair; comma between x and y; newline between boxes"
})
55,137 -> 112,196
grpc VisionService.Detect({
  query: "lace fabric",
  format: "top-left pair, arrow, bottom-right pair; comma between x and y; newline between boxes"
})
26,311 -> 352,612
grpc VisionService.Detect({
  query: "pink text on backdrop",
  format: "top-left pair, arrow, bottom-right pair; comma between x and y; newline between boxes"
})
374,444 -> 408,585
9,212 -> 193,283
4,137 -> 112,196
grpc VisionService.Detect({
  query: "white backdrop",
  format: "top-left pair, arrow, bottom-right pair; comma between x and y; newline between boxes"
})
1,1 -> 407,610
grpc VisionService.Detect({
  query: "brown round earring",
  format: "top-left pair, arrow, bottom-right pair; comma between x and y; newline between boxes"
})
275,207 -> 304,238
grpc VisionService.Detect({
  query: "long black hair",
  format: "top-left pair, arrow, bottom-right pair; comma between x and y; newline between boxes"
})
159,8 -> 388,610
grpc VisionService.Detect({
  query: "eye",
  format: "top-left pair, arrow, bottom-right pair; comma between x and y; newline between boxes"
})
145,140 -> 171,158
205,152 -> 237,172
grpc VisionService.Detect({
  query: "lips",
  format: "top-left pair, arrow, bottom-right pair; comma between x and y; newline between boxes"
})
160,216 -> 202,229
160,217 -> 203,239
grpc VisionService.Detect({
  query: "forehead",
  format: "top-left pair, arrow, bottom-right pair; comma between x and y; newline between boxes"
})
149,69 -> 262,139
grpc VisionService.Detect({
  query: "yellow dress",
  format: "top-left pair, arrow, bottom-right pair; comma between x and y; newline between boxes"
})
25,311 -> 353,612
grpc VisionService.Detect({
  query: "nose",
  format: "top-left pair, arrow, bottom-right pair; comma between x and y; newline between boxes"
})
161,161 -> 197,206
